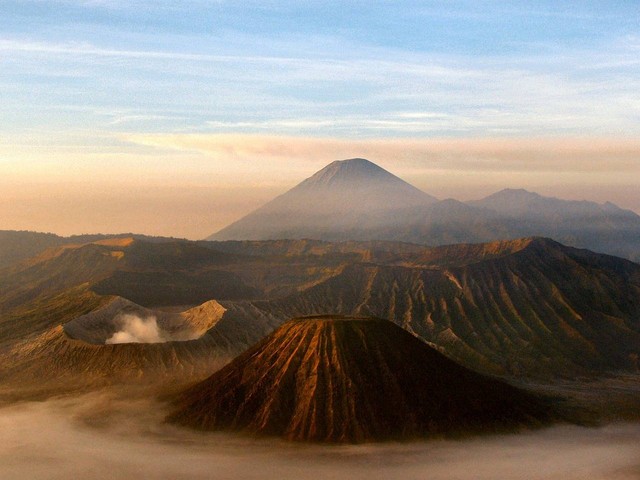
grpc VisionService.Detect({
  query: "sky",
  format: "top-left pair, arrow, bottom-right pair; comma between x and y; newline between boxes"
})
1,0 -> 639,238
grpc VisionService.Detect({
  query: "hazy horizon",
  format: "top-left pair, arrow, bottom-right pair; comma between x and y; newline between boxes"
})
1,1 -> 639,238
2,153 -> 640,240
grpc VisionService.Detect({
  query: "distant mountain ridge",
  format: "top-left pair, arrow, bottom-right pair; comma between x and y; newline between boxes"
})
469,188 -> 634,218
0,230 -> 185,270
207,158 -> 640,261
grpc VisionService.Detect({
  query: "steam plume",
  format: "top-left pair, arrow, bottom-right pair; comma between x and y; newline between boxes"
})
106,314 -> 165,344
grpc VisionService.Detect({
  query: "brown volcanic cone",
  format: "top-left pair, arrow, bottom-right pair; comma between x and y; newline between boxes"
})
167,316 -> 553,442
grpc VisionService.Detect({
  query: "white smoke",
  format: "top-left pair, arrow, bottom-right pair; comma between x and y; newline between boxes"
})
106,314 -> 165,345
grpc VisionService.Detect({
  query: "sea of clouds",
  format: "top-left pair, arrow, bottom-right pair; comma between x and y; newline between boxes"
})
0,392 -> 638,480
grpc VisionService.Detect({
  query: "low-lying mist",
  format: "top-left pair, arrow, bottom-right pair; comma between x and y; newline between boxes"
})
1,392 -> 639,480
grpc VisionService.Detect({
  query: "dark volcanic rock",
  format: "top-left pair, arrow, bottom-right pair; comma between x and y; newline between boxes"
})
167,316 -> 553,442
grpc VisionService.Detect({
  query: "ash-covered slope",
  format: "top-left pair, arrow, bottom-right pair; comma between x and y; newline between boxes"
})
168,316 -> 553,442
258,238 -> 640,377
2,236 -> 638,393
63,296 -> 225,345
209,158 -> 438,241
0,295 -> 281,391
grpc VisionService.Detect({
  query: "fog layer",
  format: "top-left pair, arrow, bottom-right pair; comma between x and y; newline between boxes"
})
0,394 -> 639,480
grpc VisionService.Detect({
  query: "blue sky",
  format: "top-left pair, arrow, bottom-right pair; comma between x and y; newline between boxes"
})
1,1 -> 639,237
2,0 -> 639,138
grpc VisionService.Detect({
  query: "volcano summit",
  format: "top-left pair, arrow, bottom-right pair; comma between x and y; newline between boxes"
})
209,158 -> 437,241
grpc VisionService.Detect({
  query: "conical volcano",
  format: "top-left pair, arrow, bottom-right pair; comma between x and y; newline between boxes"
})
167,316 -> 553,442
294,158 -> 430,192
207,158 -> 437,241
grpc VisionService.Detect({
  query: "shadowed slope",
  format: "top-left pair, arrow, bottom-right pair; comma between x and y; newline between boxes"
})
0,237 -> 352,312
168,316 -> 553,443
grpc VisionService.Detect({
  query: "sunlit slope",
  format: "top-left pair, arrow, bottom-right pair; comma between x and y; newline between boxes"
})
168,316 -> 553,442
1,236 -> 638,388
258,238 -> 640,376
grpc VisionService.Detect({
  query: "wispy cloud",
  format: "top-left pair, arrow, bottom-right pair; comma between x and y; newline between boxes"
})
2,31 -> 637,138
123,133 -> 640,174
107,114 -> 187,126
0,38 -> 307,65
